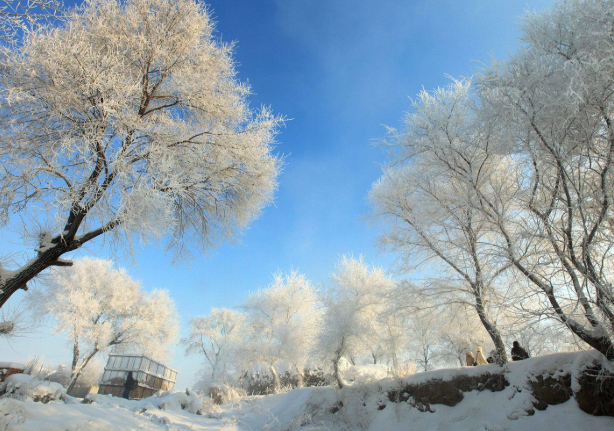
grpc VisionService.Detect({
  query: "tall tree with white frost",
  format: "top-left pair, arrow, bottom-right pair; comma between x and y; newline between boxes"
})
319,255 -> 394,388
473,0 -> 614,360
0,0 -> 282,310
370,81 -> 509,363
183,308 -> 245,389
241,270 -> 320,392
28,257 -> 179,392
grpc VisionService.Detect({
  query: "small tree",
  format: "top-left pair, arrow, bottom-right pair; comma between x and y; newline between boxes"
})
183,308 -> 245,389
241,270 -> 320,392
0,0 -> 282,311
28,257 -> 179,391
318,255 -> 394,388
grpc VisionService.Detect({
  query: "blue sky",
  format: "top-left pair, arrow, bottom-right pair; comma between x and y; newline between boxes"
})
1,0 -> 555,389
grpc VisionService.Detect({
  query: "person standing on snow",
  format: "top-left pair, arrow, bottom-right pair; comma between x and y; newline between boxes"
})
475,347 -> 488,365
122,371 -> 138,399
511,341 -> 530,361
465,351 -> 476,366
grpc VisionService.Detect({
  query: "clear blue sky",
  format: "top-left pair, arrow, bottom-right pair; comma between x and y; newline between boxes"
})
1,0 -> 555,390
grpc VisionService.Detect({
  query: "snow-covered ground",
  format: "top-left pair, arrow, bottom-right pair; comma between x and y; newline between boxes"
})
1,352 -> 614,431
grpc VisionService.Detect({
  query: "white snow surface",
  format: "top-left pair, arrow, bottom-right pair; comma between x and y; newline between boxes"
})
0,362 -> 25,369
1,352 -> 613,430
1,374 -> 66,402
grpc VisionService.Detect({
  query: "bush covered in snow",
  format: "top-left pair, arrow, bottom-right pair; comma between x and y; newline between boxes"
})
0,374 -> 65,403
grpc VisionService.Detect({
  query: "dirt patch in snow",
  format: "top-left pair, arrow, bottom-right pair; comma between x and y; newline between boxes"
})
387,371 -> 508,412
575,363 -> 614,416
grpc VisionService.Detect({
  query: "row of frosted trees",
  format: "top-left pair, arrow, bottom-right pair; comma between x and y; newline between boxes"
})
184,256 -> 576,394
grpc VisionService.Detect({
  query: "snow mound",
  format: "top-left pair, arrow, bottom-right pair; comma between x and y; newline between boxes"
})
343,363 -> 390,384
85,388 -> 202,414
0,373 -> 65,403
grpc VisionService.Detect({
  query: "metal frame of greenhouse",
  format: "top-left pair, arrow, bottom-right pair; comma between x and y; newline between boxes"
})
97,354 -> 177,399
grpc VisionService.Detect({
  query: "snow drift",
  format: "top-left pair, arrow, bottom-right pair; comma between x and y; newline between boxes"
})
1,351 -> 614,430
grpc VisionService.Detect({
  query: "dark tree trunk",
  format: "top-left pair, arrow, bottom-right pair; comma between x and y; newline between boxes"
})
474,290 -> 508,364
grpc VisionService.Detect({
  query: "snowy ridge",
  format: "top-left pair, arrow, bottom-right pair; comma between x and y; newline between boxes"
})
1,351 -> 613,430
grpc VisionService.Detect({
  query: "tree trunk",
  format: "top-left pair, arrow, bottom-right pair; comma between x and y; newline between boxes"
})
71,337 -> 80,373
474,292 -> 508,364
333,337 -> 347,389
0,245 -> 70,308
294,365 -> 305,388
269,364 -> 280,394
67,347 -> 99,393
0,218 -> 118,310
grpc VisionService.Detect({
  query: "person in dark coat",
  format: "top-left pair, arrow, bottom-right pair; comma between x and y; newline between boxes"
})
122,371 -> 138,399
511,341 -> 530,361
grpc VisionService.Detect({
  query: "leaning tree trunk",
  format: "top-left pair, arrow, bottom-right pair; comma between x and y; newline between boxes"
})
67,347 -> 99,393
0,206 -> 121,312
474,291 -> 508,364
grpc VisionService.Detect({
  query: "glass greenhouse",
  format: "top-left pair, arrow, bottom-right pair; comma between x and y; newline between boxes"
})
98,354 -> 177,399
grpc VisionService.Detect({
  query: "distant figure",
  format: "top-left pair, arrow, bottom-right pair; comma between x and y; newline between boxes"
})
511,341 -> 530,361
486,356 -> 494,364
122,371 -> 137,399
475,347 -> 488,365
465,351 -> 475,366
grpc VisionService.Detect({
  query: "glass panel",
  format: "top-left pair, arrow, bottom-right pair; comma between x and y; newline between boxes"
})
120,357 -> 129,369
134,357 -> 142,370
111,356 -> 119,368
127,357 -> 135,370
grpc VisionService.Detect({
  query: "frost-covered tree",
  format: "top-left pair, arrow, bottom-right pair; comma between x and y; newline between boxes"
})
370,80 -> 509,363
183,308 -> 245,389
406,307 -> 442,372
241,270 -> 320,392
472,0 -> 614,360
0,0 -> 282,310
28,257 -> 179,391
318,255 -> 394,388
0,0 -> 64,45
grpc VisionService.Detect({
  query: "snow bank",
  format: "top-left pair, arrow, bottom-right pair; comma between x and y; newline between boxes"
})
1,351 -> 613,431
343,363 -> 390,384
85,389 -> 202,414
0,373 -> 65,403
